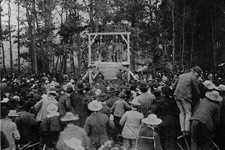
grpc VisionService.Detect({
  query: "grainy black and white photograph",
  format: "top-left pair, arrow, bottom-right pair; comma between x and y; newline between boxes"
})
0,0 -> 225,150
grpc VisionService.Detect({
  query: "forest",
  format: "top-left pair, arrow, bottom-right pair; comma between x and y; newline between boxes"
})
0,0 -> 225,75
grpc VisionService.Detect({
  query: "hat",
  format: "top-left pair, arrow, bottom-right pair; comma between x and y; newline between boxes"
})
129,100 -> 141,106
2,78 -> 6,82
192,66 -> 202,75
46,103 -> 59,118
64,137 -> 84,150
95,89 -> 102,96
205,91 -> 223,102
12,95 -> 20,101
61,112 -> 79,122
47,90 -> 58,97
88,100 -> 103,111
1,98 -> 9,103
8,110 -> 19,117
218,84 -> 225,92
142,114 -> 162,126
203,80 -> 217,90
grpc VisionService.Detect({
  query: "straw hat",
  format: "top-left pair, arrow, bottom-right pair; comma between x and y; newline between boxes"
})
1,98 -> 9,103
129,100 -> 141,106
8,110 -> 19,117
142,114 -> 162,126
88,100 -> 103,111
46,103 -> 59,118
95,89 -> 102,96
61,112 -> 79,122
202,80 -> 217,90
64,137 -> 84,150
218,84 -> 225,92
205,90 -> 223,102
47,89 -> 58,97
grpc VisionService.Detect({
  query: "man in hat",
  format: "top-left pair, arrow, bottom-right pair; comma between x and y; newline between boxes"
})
120,101 -> 143,150
133,83 -> 156,116
190,90 -> 222,150
84,100 -> 109,149
174,66 -> 202,136
0,106 -> 20,150
216,84 -> 225,149
58,86 -> 73,116
57,112 -> 90,150
34,88 -> 59,122
70,82 -> 89,127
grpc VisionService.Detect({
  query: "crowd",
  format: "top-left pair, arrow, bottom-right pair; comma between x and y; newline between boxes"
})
0,66 -> 225,150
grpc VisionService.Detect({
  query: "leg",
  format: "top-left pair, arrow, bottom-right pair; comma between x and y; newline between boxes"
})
176,99 -> 185,132
182,100 -> 192,133
123,138 -> 130,150
191,120 -> 200,150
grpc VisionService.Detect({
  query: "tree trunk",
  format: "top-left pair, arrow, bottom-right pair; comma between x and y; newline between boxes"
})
211,6 -> 216,72
17,1 -> 20,72
190,20 -> 194,67
0,0 -> 6,72
32,0 -> 38,73
181,0 -> 185,70
8,0 -> 13,72
171,6 -> 176,68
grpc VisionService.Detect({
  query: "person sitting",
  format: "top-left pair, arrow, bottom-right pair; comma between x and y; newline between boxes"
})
84,100 -> 109,149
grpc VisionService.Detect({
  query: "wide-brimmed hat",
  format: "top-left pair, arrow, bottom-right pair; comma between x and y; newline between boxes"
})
1,98 -> 9,103
129,100 -> 141,106
95,89 -> 102,96
203,80 -> 218,90
218,84 -> 225,92
88,100 -> 103,111
47,90 -> 58,97
205,90 -> 223,102
142,114 -> 162,126
46,103 -> 59,118
192,66 -> 203,75
61,112 -> 79,122
64,137 -> 84,150
8,110 -> 19,117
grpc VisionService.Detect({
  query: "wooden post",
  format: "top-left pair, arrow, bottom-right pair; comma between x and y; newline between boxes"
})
88,34 -> 92,83
127,33 -> 131,81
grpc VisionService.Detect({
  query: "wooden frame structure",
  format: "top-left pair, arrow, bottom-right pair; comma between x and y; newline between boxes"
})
87,32 -> 131,83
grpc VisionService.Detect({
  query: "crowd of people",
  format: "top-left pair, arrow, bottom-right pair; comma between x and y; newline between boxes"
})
0,66 -> 225,150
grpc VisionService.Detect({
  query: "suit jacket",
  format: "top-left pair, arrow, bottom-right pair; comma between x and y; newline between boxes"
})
174,72 -> 200,103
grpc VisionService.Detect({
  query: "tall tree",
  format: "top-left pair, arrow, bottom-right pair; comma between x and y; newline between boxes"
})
8,0 -> 13,71
17,0 -> 21,72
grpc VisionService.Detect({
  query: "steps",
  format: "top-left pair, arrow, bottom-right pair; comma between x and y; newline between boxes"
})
93,62 -> 124,80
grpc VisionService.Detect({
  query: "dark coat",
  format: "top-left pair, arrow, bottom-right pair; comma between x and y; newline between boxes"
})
151,96 -> 179,150
84,112 -> 109,148
70,92 -> 89,127
191,98 -> 221,133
